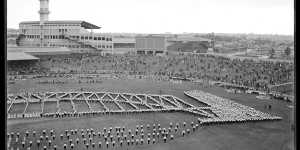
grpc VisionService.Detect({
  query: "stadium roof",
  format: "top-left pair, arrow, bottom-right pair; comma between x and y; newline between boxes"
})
7,52 -> 39,61
19,20 -> 101,29
113,38 -> 136,43
7,46 -> 72,55
8,46 -> 71,53
135,35 -> 165,38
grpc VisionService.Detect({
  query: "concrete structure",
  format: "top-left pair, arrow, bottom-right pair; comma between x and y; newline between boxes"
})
135,35 -> 166,55
16,0 -> 113,53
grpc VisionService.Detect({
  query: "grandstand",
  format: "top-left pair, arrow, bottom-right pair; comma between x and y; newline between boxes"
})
16,0 -> 113,53
7,46 -> 72,56
18,21 -> 113,53
7,52 -> 40,76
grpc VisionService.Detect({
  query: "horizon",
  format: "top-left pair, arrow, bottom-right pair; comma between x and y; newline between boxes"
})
7,28 -> 294,37
7,0 -> 294,35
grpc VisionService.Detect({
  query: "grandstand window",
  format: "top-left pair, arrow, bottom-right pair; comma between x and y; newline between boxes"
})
77,36 -> 80,39
89,36 -> 92,40
102,37 -> 105,40
81,36 -> 84,40
94,37 -> 97,40
98,37 -> 101,40
85,36 -> 88,40
65,29 -> 67,32
102,45 -> 105,48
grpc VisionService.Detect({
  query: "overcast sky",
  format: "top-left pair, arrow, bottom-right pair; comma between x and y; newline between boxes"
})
7,0 -> 294,35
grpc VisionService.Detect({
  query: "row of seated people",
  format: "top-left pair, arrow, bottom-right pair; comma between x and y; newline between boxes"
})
7,53 -> 294,92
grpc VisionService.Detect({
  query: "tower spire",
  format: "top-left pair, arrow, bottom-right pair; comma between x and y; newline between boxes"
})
39,0 -> 50,24
38,0 -> 50,47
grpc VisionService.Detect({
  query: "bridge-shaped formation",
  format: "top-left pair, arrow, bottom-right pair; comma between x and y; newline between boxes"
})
7,90 -> 281,124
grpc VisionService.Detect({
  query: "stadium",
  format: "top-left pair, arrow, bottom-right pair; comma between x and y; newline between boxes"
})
7,0 -> 294,150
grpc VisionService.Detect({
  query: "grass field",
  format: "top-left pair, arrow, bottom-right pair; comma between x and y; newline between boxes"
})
43,101 -> 58,113
25,102 -> 42,113
8,103 -> 26,114
7,77 -> 294,150
88,100 -> 107,111
118,101 -> 137,110
102,101 -> 122,111
73,100 -> 90,112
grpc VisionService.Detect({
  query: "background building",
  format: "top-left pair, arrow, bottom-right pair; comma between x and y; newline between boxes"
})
112,37 -> 135,54
16,0 -> 114,53
17,21 -> 113,53
166,36 -> 210,53
135,35 -> 166,55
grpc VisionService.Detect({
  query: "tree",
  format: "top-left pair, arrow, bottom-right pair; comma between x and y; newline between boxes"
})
284,47 -> 291,57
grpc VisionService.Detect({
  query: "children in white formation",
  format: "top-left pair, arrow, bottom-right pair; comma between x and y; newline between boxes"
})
8,119 -> 206,149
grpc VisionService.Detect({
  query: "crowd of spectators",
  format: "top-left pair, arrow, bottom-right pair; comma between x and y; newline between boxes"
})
7,53 -> 294,92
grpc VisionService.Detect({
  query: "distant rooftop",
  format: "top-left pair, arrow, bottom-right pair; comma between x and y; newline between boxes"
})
7,52 -> 39,61
135,35 -> 166,38
19,20 -> 101,29
168,37 -> 211,42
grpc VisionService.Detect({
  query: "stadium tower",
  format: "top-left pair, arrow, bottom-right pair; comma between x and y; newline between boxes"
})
39,0 -> 50,22
39,0 -> 50,47
17,0 -> 113,53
